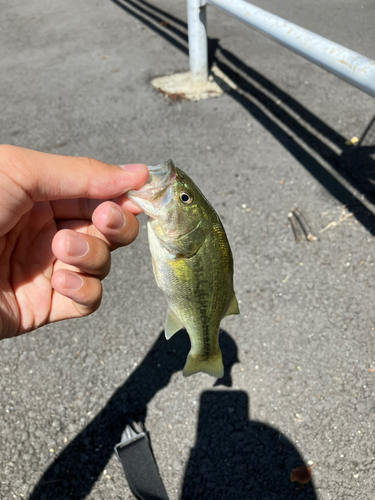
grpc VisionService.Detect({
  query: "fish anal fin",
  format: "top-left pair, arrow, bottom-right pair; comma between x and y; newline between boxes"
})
225,293 -> 240,317
165,309 -> 183,340
183,351 -> 224,379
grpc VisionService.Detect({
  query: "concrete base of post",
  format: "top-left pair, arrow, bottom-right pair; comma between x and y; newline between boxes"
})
151,71 -> 223,101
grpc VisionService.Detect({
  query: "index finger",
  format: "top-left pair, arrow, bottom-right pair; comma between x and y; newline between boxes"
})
1,145 -> 149,202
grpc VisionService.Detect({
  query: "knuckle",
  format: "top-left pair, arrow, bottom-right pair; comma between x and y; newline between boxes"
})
0,145 -> 33,207
78,155 -> 105,175
0,144 -> 24,164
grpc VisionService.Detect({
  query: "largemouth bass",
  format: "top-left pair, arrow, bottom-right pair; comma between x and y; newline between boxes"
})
128,160 -> 239,378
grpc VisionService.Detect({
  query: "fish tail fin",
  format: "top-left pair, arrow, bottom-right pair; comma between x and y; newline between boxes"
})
183,351 -> 224,379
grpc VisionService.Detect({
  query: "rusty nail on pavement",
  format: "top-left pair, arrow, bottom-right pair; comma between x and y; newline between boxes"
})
292,208 -> 316,241
288,212 -> 302,242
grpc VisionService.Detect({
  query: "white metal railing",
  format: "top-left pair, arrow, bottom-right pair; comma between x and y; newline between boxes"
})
187,0 -> 375,97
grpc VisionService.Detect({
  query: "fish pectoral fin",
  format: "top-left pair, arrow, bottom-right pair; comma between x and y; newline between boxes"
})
165,309 -> 184,340
183,351 -> 224,378
225,293 -> 240,316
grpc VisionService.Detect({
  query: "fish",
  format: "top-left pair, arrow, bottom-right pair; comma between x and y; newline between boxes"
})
128,160 -> 239,378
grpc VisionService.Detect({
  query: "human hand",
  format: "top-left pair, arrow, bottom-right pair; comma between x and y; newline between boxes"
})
0,145 -> 148,340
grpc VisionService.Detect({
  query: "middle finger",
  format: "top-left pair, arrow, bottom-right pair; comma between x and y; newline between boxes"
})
52,229 -> 111,280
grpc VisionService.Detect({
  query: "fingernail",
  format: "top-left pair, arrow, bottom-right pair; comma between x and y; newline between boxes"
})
64,271 -> 83,290
118,163 -> 147,173
67,232 -> 89,257
106,205 -> 126,230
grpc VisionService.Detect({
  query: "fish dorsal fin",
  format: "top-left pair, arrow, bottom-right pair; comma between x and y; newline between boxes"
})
225,293 -> 240,317
165,309 -> 183,340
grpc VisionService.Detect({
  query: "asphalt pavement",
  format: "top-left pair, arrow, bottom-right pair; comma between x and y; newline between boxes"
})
1,0 -> 375,499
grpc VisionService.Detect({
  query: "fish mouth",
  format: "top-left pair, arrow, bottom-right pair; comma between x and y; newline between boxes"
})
128,159 -> 176,214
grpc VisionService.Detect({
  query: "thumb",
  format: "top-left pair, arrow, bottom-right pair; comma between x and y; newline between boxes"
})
0,145 -> 148,202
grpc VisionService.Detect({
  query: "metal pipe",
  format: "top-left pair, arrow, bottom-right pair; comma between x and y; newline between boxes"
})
206,0 -> 375,98
187,0 -> 209,83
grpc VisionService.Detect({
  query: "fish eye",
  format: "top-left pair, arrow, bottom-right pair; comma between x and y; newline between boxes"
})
179,191 -> 193,204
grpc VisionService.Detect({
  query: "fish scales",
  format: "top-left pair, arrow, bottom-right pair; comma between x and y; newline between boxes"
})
128,160 -> 239,378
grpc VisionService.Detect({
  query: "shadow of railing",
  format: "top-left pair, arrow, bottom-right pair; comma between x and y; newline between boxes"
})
340,116 -> 375,199
111,0 -> 375,234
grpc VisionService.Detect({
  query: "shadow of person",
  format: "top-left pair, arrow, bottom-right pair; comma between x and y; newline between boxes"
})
181,390 -> 317,500
28,329 -> 238,500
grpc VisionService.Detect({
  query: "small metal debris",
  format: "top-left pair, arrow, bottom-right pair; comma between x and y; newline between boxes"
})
292,208 -> 316,241
288,212 -> 302,242
288,208 -> 316,242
